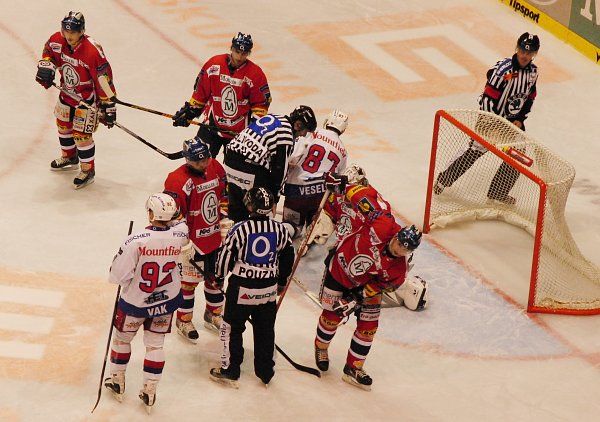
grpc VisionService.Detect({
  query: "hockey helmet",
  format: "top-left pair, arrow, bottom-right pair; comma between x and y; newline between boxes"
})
232,32 -> 253,52
243,187 -> 275,216
290,105 -> 317,132
517,32 -> 540,52
146,193 -> 179,222
343,163 -> 368,186
396,225 -> 422,251
323,109 -> 349,135
182,136 -> 211,161
61,11 -> 85,32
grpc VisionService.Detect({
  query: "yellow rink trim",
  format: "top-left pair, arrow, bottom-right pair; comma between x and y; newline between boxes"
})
498,0 -> 600,65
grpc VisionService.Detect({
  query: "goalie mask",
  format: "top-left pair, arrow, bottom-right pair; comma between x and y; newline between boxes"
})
344,163 -> 368,186
146,193 -> 179,222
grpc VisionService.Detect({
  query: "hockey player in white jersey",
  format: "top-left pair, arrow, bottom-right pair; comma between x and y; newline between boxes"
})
283,109 -> 349,237
104,193 -> 188,413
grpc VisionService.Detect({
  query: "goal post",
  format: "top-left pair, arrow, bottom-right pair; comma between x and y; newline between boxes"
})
423,109 -> 600,315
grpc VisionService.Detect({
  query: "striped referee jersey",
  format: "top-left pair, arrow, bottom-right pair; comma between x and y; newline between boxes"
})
479,54 -> 538,123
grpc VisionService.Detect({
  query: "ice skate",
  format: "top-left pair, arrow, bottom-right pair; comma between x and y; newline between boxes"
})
176,319 -> 199,343
203,309 -> 222,334
314,344 -> 329,372
209,367 -> 239,389
50,155 -> 79,171
73,168 -> 95,189
342,364 -> 372,391
104,371 -> 125,402
139,380 -> 158,414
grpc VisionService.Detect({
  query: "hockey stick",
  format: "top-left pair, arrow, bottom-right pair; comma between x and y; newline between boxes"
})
51,84 -> 183,160
276,190 -> 330,310
112,98 -> 238,136
292,276 -> 322,308
91,220 -> 134,413
112,122 -> 183,160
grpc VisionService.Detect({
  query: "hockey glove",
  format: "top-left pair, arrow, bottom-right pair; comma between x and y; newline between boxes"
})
100,101 -> 117,128
36,60 -> 56,89
172,102 -> 201,127
324,172 -> 348,194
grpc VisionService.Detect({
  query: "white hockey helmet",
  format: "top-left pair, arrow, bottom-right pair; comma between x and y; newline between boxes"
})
323,109 -> 349,135
146,193 -> 179,222
343,163 -> 368,186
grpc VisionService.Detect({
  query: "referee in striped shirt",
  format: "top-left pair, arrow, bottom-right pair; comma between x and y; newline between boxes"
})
223,105 -> 317,221
209,187 -> 295,386
434,32 -> 540,205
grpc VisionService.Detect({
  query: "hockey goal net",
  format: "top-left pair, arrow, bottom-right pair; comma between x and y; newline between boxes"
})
423,109 -> 600,315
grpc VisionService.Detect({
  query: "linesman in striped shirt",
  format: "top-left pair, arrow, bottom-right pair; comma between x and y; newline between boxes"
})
434,32 -> 540,204
223,105 -> 317,221
210,187 -> 295,387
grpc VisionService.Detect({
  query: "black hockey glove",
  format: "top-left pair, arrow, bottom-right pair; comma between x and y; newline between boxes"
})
36,60 -> 56,89
324,172 -> 348,194
100,101 -> 117,128
172,102 -> 201,127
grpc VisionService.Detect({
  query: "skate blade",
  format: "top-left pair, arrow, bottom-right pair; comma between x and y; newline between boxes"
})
50,165 -> 78,172
144,404 -> 153,415
342,374 -> 372,391
176,328 -> 199,344
209,374 -> 239,389
203,321 -> 219,334
104,384 -> 124,402
73,178 -> 95,190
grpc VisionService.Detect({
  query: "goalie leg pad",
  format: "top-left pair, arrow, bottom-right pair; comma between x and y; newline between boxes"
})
396,275 -> 428,311
308,212 -> 335,246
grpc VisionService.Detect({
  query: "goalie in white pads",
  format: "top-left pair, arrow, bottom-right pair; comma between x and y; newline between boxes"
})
105,193 -> 188,413
283,110 -> 349,238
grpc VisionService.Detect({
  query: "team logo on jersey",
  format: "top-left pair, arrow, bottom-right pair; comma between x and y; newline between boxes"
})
61,63 -> 80,88
207,64 -> 220,76
337,215 -> 352,237
221,85 -> 238,117
348,254 -> 374,277
507,94 -> 527,115
49,42 -> 62,52
202,191 -> 219,224
183,178 -> 194,196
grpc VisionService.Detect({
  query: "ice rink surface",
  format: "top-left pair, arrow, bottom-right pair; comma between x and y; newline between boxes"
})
1,0 -> 599,421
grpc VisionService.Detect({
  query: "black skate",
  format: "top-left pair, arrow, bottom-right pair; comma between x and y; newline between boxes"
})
209,367 -> 239,389
315,345 -> 329,372
73,169 -> 95,189
342,364 -> 373,391
176,319 -> 199,343
50,155 -> 79,171
104,371 -> 125,402
139,380 -> 157,414
486,194 -> 516,205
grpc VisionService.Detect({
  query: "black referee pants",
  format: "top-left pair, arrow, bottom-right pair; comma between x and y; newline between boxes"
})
221,278 -> 277,384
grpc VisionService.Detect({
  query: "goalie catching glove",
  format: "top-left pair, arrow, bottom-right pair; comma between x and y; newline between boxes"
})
324,172 -> 348,194
172,101 -> 202,127
36,60 -> 56,89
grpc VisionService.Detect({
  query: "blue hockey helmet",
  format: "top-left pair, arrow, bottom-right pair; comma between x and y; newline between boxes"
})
231,32 -> 253,52
61,11 -> 85,32
517,32 -> 540,52
182,136 -> 211,161
396,225 -> 422,251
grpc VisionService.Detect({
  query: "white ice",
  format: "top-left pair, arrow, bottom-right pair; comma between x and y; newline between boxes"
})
1,1 -> 599,421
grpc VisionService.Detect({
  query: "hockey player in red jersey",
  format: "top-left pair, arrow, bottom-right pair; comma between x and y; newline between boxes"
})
36,11 -> 117,188
172,32 -> 271,158
163,136 -> 229,341
313,176 -> 424,390
105,193 -> 188,413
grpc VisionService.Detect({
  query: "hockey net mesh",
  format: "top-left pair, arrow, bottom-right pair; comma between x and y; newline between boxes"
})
427,109 -> 600,314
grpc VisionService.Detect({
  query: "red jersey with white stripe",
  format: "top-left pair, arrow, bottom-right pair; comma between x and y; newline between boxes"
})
109,224 -> 189,318
323,183 -> 392,243
41,32 -> 116,107
190,54 -> 271,138
329,214 -> 408,292
164,159 -> 227,254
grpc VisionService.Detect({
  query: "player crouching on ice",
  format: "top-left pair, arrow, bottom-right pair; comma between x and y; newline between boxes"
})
313,173 -> 426,390
105,193 -> 188,413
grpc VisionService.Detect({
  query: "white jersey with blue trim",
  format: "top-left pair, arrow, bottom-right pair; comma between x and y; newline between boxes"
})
109,223 -> 189,317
